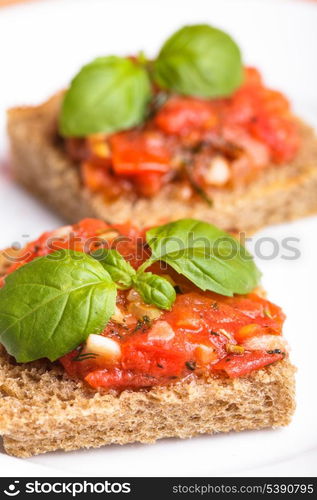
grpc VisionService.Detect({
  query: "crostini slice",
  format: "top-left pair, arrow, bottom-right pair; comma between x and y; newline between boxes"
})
0,218 -> 295,457
7,24 -> 317,231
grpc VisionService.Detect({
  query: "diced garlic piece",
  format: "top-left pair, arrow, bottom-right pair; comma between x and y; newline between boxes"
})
176,316 -> 201,329
177,184 -> 192,201
128,301 -> 162,321
148,321 -> 175,341
205,156 -> 230,186
127,289 -> 142,302
242,334 -> 288,352
84,334 -> 121,363
218,328 -> 235,342
111,306 -> 126,324
195,344 -> 217,364
226,343 -> 245,354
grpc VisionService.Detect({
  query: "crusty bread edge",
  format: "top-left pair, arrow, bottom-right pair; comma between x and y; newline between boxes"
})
0,351 -> 296,458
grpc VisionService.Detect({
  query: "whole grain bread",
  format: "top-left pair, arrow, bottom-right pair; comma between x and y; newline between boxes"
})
7,94 -> 317,232
0,217 -> 297,462
0,344 -> 296,458
0,251 -> 296,458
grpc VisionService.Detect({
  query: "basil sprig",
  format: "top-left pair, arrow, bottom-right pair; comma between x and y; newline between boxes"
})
133,272 -> 176,311
59,25 -> 243,136
0,250 -> 116,363
0,220 -> 260,363
142,219 -> 261,296
92,249 -> 176,310
92,249 -> 135,288
153,25 -> 242,98
59,56 -> 151,137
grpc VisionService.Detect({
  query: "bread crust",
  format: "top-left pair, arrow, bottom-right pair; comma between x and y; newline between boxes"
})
0,344 -> 295,458
7,94 -> 317,231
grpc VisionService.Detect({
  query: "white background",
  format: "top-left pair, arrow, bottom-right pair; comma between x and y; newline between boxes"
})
0,0 -> 316,477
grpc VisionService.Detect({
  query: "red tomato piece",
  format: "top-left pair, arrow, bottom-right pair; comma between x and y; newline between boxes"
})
212,350 -> 284,377
109,130 -> 172,175
85,368 -> 162,390
122,338 -> 188,378
225,294 -> 285,329
243,67 -> 263,87
82,161 -> 112,192
72,218 -> 110,238
224,87 -> 259,126
260,88 -> 290,115
60,350 -> 98,379
155,97 -> 219,136
133,172 -> 166,197
250,113 -> 299,163
165,292 -> 253,340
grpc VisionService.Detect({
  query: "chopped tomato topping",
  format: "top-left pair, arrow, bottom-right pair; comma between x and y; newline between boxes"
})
212,350 -> 284,377
3,218 -> 144,275
243,67 -> 263,87
223,293 -> 285,342
154,97 -> 219,136
81,161 -> 131,199
132,172 -> 167,197
60,288 -> 286,390
2,219 -> 287,391
72,217 -> 110,237
122,340 -> 188,378
154,67 -> 299,167
249,113 -> 299,163
109,130 -> 172,175
65,66 -> 300,200
85,368 -> 161,389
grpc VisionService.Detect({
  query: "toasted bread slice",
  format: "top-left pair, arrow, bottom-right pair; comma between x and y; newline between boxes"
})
0,344 -> 295,458
0,251 -> 296,458
7,94 -> 317,232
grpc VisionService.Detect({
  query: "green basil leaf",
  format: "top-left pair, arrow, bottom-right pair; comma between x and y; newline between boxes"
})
91,249 -> 136,287
0,250 -> 116,362
133,272 -> 176,310
59,55 -> 152,136
146,219 -> 261,296
153,24 -> 243,98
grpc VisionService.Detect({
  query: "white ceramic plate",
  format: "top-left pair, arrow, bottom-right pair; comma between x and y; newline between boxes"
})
0,0 -> 316,477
